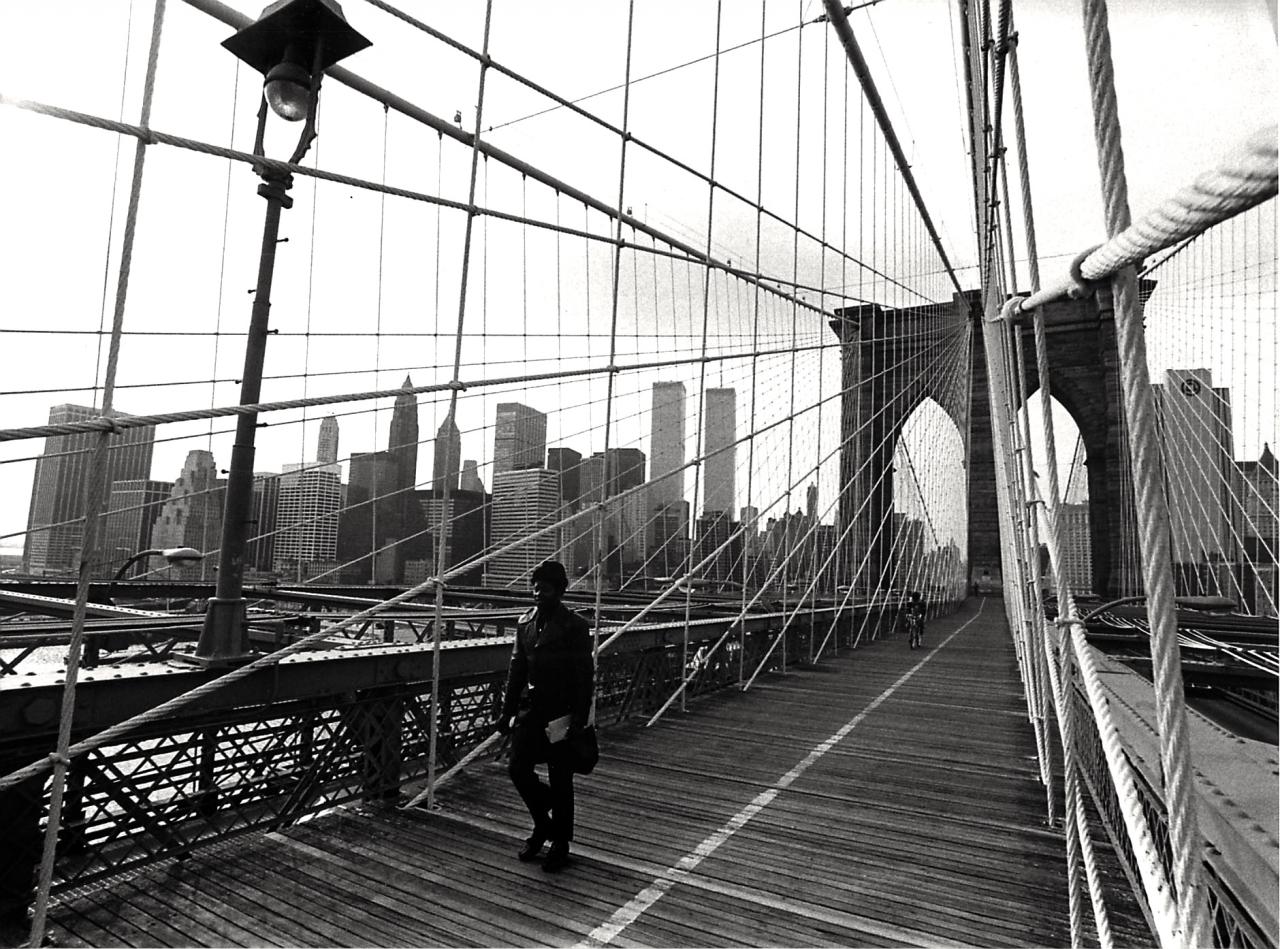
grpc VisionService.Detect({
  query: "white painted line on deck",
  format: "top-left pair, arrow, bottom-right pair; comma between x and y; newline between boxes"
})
576,600 -> 986,948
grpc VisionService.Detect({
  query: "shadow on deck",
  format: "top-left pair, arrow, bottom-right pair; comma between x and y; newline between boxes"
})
41,598 -> 1149,947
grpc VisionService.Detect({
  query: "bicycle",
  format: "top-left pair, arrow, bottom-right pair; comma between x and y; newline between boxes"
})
907,611 -> 924,650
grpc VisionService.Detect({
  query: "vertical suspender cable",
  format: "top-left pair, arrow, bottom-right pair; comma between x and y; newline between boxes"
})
27,4 -> 167,943
782,0 -> 804,669
425,0 -> 494,810
740,0 -> 768,681
594,0 -> 637,715
683,0 -> 724,706
1078,0 -> 1207,941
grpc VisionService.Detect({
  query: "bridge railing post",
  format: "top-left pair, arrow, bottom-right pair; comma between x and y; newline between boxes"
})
0,751 -> 42,928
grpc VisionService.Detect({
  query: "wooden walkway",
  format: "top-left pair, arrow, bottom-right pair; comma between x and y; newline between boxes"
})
42,598 -> 1145,947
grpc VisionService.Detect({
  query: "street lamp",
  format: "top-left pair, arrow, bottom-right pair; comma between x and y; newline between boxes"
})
197,0 -> 370,666
109,547 -> 205,604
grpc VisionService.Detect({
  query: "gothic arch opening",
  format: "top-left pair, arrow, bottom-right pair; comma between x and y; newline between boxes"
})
891,397 -> 967,597
1020,395 -> 1096,596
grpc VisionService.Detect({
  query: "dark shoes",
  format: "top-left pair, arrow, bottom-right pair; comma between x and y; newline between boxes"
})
542,841 -> 571,873
518,832 -> 547,862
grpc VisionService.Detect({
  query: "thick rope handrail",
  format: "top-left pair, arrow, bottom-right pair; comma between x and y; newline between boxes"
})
1080,0 -> 1208,941
1018,124 -> 1277,313
1008,29 -> 1114,942
995,297 -> 1179,943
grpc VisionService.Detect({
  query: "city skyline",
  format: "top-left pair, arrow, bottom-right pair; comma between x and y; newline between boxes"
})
15,368 -> 1275,602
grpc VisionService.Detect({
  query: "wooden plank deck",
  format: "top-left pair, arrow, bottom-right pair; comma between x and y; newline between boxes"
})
41,597 -> 1150,947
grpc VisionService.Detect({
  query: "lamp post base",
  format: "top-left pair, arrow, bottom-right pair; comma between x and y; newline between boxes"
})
180,597 -> 256,668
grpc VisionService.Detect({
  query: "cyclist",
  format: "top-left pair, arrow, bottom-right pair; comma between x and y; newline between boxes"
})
902,590 -> 925,650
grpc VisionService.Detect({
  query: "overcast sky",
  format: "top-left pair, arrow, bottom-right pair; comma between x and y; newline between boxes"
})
0,0 -> 1274,557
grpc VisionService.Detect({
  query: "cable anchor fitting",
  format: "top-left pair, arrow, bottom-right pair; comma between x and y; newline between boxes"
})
1067,244 -> 1106,299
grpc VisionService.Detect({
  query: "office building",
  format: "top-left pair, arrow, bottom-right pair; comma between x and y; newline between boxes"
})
149,450 -> 224,579
649,382 -> 686,512
433,410 -> 462,492
274,461 -> 342,580
389,376 -> 420,495
703,387 -> 736,516
460,459 -> 485,493
23,404 -> 155,575
98,479 -> 172,578
1060,502 -> 1092,593
317,415 -> 340,466
339,452 -> 400,583
694,511 -> 737,586
487,468 -> 560,589
1152,369 -> 1235,585
493,402 -> 547,475
414,488 -> 489,586
247,473 -> 280,574
547,448 -> 584,512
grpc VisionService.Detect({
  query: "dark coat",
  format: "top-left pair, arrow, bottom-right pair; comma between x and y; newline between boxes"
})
501,603 -> 594,728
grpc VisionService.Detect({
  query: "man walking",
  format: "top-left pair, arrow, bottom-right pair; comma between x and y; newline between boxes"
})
498,560 -> 594,872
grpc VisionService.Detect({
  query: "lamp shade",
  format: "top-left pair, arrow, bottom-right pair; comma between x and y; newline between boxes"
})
222,0 -> 370,77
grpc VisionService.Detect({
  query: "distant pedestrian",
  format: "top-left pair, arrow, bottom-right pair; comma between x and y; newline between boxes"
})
903,590 -> 925,649
497,560 -> 594,873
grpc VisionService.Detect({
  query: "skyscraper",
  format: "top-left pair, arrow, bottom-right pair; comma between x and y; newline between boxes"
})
1153,369 -> 1234,567
98,479 -> 172,578
649,382 -> 686,511
703,387 -> 737,516
149,450 -> 224,579
247,473 -> 280,574
317,415 -> 340,466
389,376 -> 420,495
433,410 -> 462,491
460,459 -> 485,493
649,382 -> 688,577
274,461 -> 342,581
493,402 -> 547,475
547,447 -> 583,512
487,468 -> 560,588
338,452 -> 400,583
415,487 -> 489,586
23,404 -> 155,575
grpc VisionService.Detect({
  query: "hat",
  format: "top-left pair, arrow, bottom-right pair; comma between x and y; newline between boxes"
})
531,560 -> 569,592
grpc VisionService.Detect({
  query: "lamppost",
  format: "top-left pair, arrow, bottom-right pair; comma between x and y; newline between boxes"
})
112,546 -> 205,586
196,0 -> 370,666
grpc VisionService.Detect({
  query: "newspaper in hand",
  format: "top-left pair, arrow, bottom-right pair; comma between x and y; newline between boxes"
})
545,714 -> 572,744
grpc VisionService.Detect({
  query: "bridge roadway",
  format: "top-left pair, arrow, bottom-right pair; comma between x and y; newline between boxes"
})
40,598 -> 1149,947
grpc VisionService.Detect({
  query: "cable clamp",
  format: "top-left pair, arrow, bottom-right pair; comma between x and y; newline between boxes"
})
138,125 -> 157,146
48,752 -> 71,767
447,380 -> 467,391
1067,244 -> 1105,299
101,416 -> 125,436
987,295 -> 1026,324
